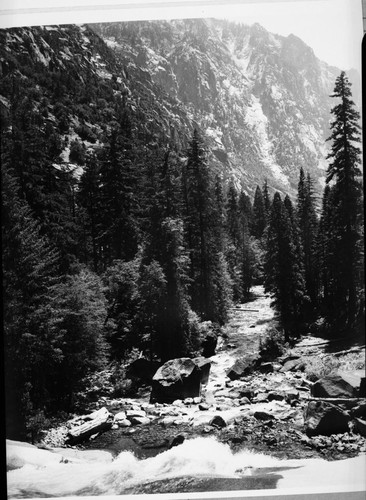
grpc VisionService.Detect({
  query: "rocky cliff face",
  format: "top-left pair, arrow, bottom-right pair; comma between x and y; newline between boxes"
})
1,19 -> 357,198
88,18 -> 351,197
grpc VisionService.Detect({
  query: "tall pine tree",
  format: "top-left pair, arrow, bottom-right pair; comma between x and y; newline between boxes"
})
323,71 -> 363,331
264,192 -> 307,340
297,168 -> 319,308
252,185 -> 266,239
184,129 -> 231,323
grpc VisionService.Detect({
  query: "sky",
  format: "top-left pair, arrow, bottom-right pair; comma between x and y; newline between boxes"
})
0,0 -> 363,72
214,0 -> 363,72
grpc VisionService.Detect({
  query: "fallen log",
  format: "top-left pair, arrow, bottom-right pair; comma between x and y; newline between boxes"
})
332,346 -> 365,357
307,397 -> 365,405
66,408 -> 113,445
230,308 -> 260,312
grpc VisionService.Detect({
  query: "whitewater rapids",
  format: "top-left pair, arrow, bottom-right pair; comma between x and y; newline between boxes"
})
7,437 -> 366,497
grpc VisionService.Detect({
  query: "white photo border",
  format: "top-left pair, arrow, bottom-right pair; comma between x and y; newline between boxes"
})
1,1 -> 365,499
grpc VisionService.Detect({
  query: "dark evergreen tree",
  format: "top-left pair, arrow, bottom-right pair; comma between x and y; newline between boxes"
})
183,129 -> 211,318
252,185 -> 266,239
138,148 -> 200,360
226,181 -> 240,247
264,192 -> 307,340
2,164 -> 61,438
213,174 -> 226,249
136,260 -> 167,356
284,194 -> 307,302
98,125 -> 139,265
318,184 -> 336,316
3,87 -> 79,272
238,190 -> 255,298
262,179 -> 271,220
50,269 -> 109,409
184,129 -> 231,323
224,181 -> 241,300
102,258 -> 140,360
297,168 -> 319,307
77,151 -> 102,271
159,217 -> 201,360
323,71 -> 363,331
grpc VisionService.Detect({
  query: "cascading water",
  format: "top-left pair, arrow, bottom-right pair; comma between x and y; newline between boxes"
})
7,437 -> 290,497
7,436 -> 365,498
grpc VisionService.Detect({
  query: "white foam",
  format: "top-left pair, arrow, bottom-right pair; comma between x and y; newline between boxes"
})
7,437 -> 281,497
7,437 -> 366,497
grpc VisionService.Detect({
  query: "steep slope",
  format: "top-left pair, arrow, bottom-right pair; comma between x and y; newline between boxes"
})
92,19 -> 343,196
0,19 -> 353,199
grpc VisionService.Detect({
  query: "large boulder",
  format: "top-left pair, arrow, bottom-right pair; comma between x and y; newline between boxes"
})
279,356 -> 305,373
201,331 -> 218,357
311,373 -> 363,398
194,356 -> 211,385
150,357 -> 211,403
6,440 -> 114,471
6,441 -> 61,471
337,370 -> 366,397
66,407 -> 113,445
304,401 -> 350,436
227,355 -> 260,380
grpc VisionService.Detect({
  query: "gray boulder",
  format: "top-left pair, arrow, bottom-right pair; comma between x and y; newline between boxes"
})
201,331 -> 218,357
209,415 -> 227,428
304,400 -> 349,436
194,356 -> 211,385
268,391 -> 285,402
254,411 -> 275,421
227,355 -> 260,380
311,373 -> 362,398
337,370 -> 366,397
150,357 -> 211,403
259,362 -> 275,373
279,357 -> 305,373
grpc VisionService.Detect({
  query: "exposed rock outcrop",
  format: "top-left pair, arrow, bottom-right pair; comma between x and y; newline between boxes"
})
311,373 -> 364,398
227,355 -> 261,380
304,401 -> 350,436
150,357 -> 211,403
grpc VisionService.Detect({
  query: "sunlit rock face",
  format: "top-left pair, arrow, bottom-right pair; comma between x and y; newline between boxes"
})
2,19 -> 359,199
93,18 -> 347,198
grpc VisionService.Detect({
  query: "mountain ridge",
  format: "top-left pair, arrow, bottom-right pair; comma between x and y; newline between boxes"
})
1,18 -> 360,199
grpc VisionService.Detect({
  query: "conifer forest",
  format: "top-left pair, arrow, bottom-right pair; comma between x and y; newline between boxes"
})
1,22 -> 364,443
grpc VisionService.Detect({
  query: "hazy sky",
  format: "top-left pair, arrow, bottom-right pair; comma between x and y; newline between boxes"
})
1,0 -> 363,72
214,0 -> 363,72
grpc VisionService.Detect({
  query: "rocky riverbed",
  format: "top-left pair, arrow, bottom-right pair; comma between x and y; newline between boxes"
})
39,287 -> 366,462
7,286 -> 366,497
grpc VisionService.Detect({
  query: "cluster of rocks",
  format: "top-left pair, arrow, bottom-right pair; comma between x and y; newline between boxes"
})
303,371 -> 366,438
40,351 -> 365,462
56,369 -> 308,448
304,432 -> 366,455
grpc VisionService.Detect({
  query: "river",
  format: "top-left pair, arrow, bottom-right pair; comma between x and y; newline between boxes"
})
7,437 -> 366,497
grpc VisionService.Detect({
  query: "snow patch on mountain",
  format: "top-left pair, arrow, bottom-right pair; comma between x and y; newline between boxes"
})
245,96 -> 268,142
206,126 -> 224,149
245,95 -> 290,187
